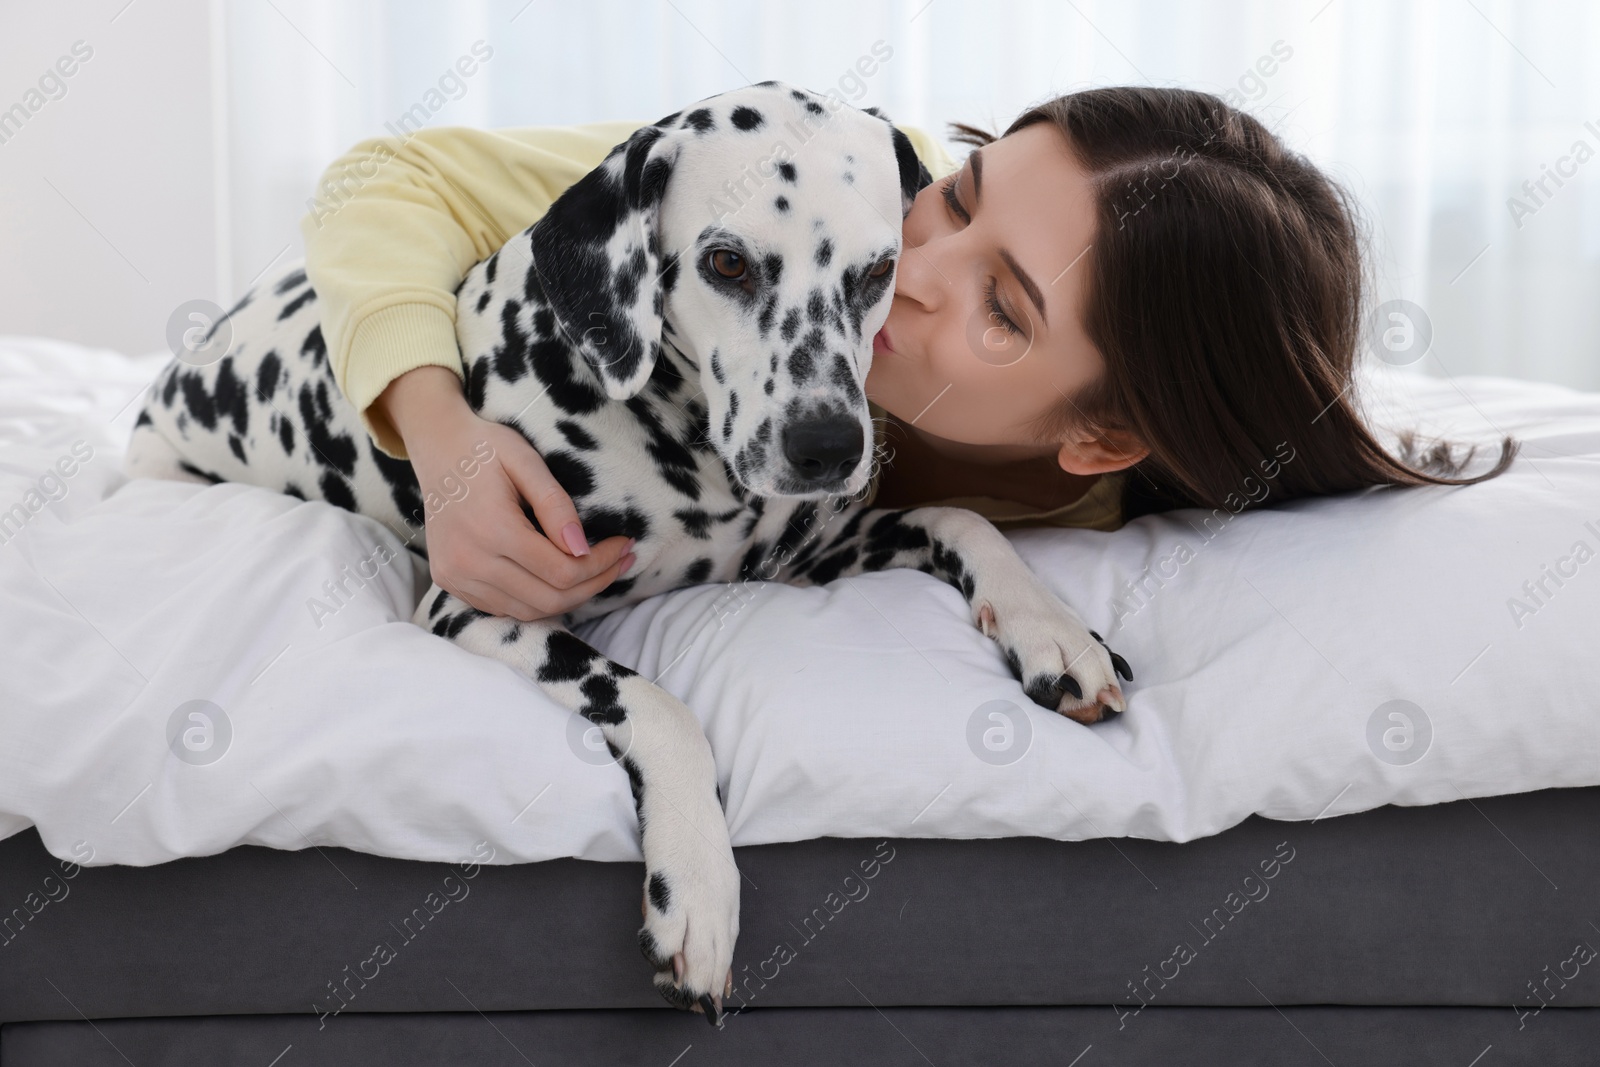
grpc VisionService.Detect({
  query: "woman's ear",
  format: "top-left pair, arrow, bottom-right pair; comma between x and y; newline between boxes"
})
1056,427 -> 1149,475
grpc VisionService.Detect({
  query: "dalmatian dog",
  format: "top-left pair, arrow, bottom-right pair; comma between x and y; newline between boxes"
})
124,80 -> 1133,1025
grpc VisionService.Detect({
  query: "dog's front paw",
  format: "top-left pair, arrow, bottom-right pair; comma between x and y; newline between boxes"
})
636,801 -> 740,1026
977,597 -> 1133,725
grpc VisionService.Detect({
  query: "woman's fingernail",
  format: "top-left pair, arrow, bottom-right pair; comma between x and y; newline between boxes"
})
625,537 -> 636,554
562,522 -> 590,557
618,553 -> 636,576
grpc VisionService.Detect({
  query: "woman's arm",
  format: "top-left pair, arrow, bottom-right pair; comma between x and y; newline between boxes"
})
374,364 -> 635,619
299,120 -> 647,458
299,121 -> 647,617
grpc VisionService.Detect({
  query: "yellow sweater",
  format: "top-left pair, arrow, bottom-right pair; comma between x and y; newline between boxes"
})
299,119 -> 1123,532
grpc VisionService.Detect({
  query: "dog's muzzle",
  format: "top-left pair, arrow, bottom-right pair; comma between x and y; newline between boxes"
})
782,414 -> 864,489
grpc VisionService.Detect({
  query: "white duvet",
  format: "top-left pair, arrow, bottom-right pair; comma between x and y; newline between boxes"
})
2,336 -> 1597,868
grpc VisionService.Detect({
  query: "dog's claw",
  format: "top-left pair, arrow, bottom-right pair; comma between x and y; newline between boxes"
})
699,993 -> 722,1027
1058,672 -> 1083,700
1110,652 -> 1133,682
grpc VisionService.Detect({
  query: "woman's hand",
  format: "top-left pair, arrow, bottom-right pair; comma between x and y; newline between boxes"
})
376,365 -> 635,621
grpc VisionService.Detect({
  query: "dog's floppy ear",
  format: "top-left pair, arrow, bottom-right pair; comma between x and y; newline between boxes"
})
863,106 -> 933,218
529,123 -> 682,400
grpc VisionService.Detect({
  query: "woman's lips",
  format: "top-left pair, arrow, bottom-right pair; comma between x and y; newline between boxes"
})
873,326 -> 895,355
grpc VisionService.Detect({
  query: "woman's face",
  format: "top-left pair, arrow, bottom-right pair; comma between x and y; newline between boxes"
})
866,122 -> 1121,469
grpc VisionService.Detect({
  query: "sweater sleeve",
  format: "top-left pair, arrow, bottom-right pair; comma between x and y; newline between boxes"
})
299,118 -> 958,459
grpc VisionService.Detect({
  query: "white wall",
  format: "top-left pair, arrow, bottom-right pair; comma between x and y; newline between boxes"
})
2,0 -> 1598,391
0,0 -> 224,357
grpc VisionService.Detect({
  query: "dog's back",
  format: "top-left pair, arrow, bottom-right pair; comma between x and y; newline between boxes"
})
128,265 -> 431,555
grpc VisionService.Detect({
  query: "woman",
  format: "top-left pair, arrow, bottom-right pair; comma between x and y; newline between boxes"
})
304,86 -> 1515,623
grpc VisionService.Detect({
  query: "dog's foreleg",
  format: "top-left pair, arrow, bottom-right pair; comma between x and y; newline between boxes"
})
780,504 -> 1132,723
412,585 -> 738,1022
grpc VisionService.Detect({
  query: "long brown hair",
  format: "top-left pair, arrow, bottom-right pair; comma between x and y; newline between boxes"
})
947,87 -> 1517,521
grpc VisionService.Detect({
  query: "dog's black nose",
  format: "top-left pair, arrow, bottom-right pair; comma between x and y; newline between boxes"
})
782,416 -> 863,485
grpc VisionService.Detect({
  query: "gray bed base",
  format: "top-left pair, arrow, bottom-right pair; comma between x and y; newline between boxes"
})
3,785 -> 1596,1064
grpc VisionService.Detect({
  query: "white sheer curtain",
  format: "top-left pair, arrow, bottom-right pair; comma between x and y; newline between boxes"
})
223,0 -> 1600,389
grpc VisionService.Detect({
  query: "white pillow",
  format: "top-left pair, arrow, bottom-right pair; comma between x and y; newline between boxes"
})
1,337 -> 1595,867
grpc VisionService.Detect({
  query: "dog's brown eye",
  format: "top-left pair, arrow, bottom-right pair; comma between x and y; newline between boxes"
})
708,249 -> 745,279
868,258 -> 894,279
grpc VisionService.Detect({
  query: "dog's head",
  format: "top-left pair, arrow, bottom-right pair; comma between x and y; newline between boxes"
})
529,80 -> 931,499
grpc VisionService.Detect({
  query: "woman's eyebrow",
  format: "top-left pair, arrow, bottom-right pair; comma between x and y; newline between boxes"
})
969,148 -> 1049,328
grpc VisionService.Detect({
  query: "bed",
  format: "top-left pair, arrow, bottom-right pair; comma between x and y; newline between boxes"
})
2,336 -> 1598,1064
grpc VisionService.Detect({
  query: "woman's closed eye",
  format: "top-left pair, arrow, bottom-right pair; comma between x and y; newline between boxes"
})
939,173 -> 1026,339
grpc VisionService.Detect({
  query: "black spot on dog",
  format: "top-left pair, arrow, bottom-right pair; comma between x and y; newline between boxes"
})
623,395 -> 703,499
579,503 -> 652,546
675,506 -> 712,539
492,300 -> 531,383
831,353 -> 861,403
780,307 -> 801,342
298,381 -> 358,476
485,250 -> 499,285
318,469 -> 357,512
556,419 -> 599,451
806,544 -> 859,585
682,108 -> 714,133
256,350 -> 282,402
777,161 -> 796,183
577,671 -> 628,728
805,100 -> 824,116
807,289 -> 826,324
213,356 -> 251,436
134,409 -> 152,429
284,482 -> 306,501
859,511 -> 934,574
774,195 -> 789,213
770,501 -> 819,572
652,109 -> 683,128
179,371 -> 218,431
274,268 -> 308,294
737,539 -> 773,583
789,327 -> 824,383
815,237 -> 833,268
648,872 -> 671,912
685,557 -> 714,584
302,324 -> 328,370
592,575 -> 638,601
367,439 -> 425,527
178,460 -> 225,484
277,414 -> 294,454
620,754 -> 646,827
639,927 -> 671,969
541,449 -> 596,500
709,348 -> 724,385
277,286 -> 316,320
476,289 -> 492,314
536,629 -> 603,684
432,606 -> 485,641
528,333 -> 606,416
730,106 -> 764,131
227,434 -> 246,464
